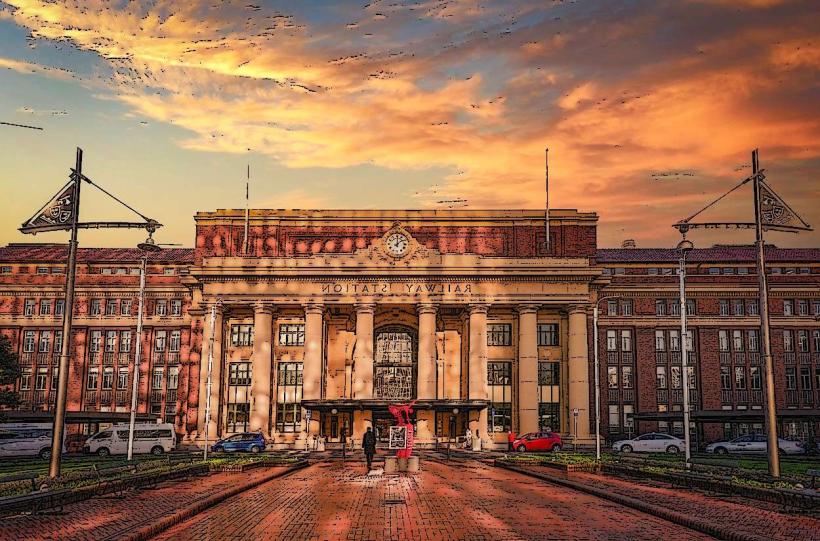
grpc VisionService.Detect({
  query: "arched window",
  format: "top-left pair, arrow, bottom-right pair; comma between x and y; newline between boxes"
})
374,326 -> 416,400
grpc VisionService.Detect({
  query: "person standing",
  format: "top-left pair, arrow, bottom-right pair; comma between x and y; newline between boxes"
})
507,430 -> 516,451
363,427 -> 377,471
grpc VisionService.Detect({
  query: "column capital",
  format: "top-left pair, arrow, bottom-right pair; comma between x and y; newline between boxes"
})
467,303 -> 490,315
567,304 -> 589,315
204,300 -> 225,315
515,304 -> 540,315
354,303 -> 376,314
416,303 -> 438,315
303,302 -> 325,315
253,301 -> 276,315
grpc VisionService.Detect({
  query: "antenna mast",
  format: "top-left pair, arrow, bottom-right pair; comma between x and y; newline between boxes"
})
243,164 -> 250,255
544,147 -> 550,253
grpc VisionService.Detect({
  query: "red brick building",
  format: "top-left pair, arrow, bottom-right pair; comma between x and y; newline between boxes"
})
1,209 -> 818,449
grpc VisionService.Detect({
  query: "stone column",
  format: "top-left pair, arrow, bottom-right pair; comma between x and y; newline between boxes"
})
250,302 -> 274,436
416,303 -> 438,399
468,304 -> 489,446
352,303 -> 375,400
197,303 -> 223,439
568,304 -> 591,442
517,305 -> 539,435
303,303 -> 324,438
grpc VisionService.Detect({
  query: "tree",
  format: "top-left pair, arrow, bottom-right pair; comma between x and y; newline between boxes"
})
0,334 -> 21,413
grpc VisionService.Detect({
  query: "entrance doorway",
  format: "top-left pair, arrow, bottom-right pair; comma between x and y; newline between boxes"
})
436,411 -> 466,439
321,411 -> 353,443
372,409 -> 416,446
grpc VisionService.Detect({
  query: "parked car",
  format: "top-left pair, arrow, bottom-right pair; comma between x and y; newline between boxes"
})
613,433 -> 686,454
0,423 -> 67,459
83,423 -> 176,456
211,432 -> 266,453
705,434 -> 806,455
512,431 -> 562,452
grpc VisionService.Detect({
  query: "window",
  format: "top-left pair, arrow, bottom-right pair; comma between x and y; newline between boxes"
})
129,267 -> 140,276
35,367 -> 48,390
648,268 -> 658,275
607,300 -> 618,316
797,300 -> 809,316
746,300 -> 759,316
0,266 -> 10,274
276,361 -> 303,432
120,299 -> 132,316
119,330 -> 132,352
537,362 -> 559,385
785,367 -> 796,390
169,330 -> 181,352
609,405 -> 620,428
621,330 -> 632,352
656,366 -> 667,389
816,367 -> 820,390
734,367 -> 746,390
102,367 -> 114,390
54,331 -> 63,355
38,331 -> 51,353
750,366 -> 762,390
621,299 -> 633,316
36,266 -> 49,274
170,299 -> 182,316
719,300 -> 730,316
155,300 -> 167,316
23,330 -> 35,353
723,267 -> 735,275
623,404 -> 634,431
24,299 -> 35,316
538,403 -> 560,432
227,403 -> 250,432
101,268 -> 112,275
90,330 -> 102,353
687,366 -> 696,389
738,267 -> 749,275
488,361 -> 512,386
670,301 -> 680,316
798,330 -> 809,352
783,330 -> 794,352
163,267 -> 175,276
152,367 -> 164,390
105,299 -> 117,316
800,367 -> 811,390
732,330 -> 743,352
813,300 -> 820,317
731,299 -> 744,317
105,330 -> 117,352
276,402 -> 301,433
708,267 -> 720,275
117,368 -> 128,390
20,368 -> 32,390
717,330 -> 728,352
537,324 -> 559,346
39,299 -> 51,316
813,330 -> 820,352
167,366 -> 179,390
608,366 -> 618,388
487,324 -> 512,346
670,366 -> 682,389
278,324 -> 303,346
747,329 -> 759,352
55,299 -> 64,317
686,299 -> 696,316
606,330 -> 617,351
87,368 -> 99,390
669,330 -> 680,352
488,361 -> 512,432
231,324 -> 254,347
90,299 -> 102,316
655,299 -> 667,316
720,366 -> 731,390
783,300 -> 793,316
489,403 -> 512,433
654,330 -> 666,351
229,362 -> 252,386
154,330 -> 166,352
622,366 -> 633,389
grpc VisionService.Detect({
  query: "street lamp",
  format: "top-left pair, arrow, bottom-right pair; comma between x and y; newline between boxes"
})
677,238 -> 694,467
126,234 -> 162,461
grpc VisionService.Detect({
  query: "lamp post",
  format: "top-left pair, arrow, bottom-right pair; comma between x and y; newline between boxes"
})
203,300 -> 220,461
592,295 -> 624,461
126,236 -> 162,461
677,238 -> 694,467
449,408 -> 459,460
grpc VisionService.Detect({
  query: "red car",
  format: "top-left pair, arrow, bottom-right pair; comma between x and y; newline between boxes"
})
513,431 -> 562,452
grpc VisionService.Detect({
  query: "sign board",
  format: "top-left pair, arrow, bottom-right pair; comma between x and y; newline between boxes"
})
305,410 -> 312,425
572,408 -> 580,417
388,426 -> 407,450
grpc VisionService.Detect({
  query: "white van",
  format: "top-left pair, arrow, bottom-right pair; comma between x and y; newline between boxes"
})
0,423 -> 67,459
84,423 -> 176,456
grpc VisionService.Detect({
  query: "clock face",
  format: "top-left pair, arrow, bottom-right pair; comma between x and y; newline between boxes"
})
386,232 -> 409,257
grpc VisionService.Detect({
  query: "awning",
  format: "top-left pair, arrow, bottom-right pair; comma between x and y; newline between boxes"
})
0,411 -> 161,424
301,399 -> 489,412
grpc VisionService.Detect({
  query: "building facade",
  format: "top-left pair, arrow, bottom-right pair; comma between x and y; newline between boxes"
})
1,209 -> 818,449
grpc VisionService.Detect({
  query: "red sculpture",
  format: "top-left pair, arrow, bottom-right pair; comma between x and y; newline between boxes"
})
388,400 -> 417,458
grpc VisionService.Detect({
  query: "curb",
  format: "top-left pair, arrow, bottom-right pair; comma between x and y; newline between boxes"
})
119,460 -> 310,541
494,461 -> 770,541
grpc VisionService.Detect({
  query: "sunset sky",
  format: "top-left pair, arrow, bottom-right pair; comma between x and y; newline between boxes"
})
0,0 -> 818,249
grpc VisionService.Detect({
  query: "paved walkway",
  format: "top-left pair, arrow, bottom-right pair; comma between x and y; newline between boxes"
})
0,466 -> 289,541
154,459 -> 713,540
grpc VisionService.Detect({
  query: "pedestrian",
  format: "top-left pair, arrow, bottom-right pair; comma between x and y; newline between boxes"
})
363,426 -> 377,470
464,428 -> 472,449
507,430 -> 516,451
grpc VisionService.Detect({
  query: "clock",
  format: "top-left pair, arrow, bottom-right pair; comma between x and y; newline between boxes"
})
386,232 -> 410,257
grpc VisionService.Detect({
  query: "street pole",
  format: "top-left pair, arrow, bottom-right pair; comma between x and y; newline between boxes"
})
203,302 -> 218,461
753,149 -> 781,477
678,240 -> 694,467
126,256 -> 147,461
592,306 -> 601,460
48,148 -> 82,479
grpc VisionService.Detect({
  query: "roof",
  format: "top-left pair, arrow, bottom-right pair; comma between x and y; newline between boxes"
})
0,244 -> 194,264
596,246 -> 820,264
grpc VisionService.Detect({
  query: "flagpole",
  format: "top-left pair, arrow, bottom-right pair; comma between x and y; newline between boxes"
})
753,148 -> 781,477
48,147 -> 82,479
243,164 -> 250,255
544,147 -> 550,253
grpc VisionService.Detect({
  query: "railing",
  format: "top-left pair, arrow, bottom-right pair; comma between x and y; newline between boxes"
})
52,352 -> 60,365
798,353 -> 811,365
150,390 -> 164,403
622,352 -> 633,364
167,352 -> 180,365
721,389 -> 732,404
735,389 -> 748,403
656,389 -> 668,403
750,390 -> 764,405
100,390 -> 113,403
36,353 -> 51,365
18,390 -> 32,405
84,389 -> 98,405
734,353 -> 745,365
166,389 -> 178,403
670,351 -> 681,364
606,351 -> 618,364
801,390 -> 814,406
719,352 -> 731,364
748,352 -> 761,364
118,352 -> 131,365
621,388 -> 634,402
670,389 -> 683,404
103,352 -> 116,365
655,352 -> 668,364
20,352 -> 34,364
785,390 -> 799,406
784,352 -> 796,365
153,351 -> 166,364
34,390 -> 47,404
115,390 -> 129,406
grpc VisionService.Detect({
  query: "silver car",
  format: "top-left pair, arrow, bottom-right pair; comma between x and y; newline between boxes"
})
705,434 -> 806,455
612,432 -> 687,454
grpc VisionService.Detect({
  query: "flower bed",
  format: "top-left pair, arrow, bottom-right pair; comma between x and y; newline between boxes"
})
207,456 -> 302,472
497,453 -> 601,472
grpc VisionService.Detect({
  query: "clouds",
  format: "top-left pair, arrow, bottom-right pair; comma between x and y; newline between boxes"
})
1,0 -> 818,247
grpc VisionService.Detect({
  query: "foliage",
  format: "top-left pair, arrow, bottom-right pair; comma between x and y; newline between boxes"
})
0,335 -> 21,411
